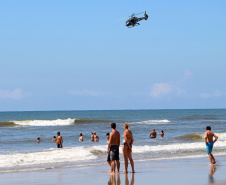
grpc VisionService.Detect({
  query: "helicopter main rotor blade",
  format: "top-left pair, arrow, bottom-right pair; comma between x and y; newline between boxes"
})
134,11 -> 145,16
116,16 -> 130,21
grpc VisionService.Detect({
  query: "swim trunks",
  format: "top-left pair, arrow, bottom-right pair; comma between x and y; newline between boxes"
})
107,154 -> 110,162
206,142 -> 214,154
109,145 -> 119,161
151,137 -> 156,139
57,144 -> 61,148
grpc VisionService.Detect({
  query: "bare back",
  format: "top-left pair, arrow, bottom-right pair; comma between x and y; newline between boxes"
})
150,131 -> 156,138
109,130 -> 120,146
124,130 -> 133,145
205,130 -> 217,143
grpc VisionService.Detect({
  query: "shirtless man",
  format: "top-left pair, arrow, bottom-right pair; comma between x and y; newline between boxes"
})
93,131 -> 99,142
79,133 -> 83,141
107,123 -> 120,174
122,122 -> 135,173
91,133 -> 94,141
205,126 -> 218,165
56,132 -> 63,148
150,129 -> 157,138
157,129 -> 166,138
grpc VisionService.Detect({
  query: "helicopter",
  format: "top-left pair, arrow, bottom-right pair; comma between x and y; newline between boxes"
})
118,11 -> 148,28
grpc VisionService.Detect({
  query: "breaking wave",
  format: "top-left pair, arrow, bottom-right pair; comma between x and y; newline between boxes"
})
0,118 -> 113,127
134,119 -> 170,125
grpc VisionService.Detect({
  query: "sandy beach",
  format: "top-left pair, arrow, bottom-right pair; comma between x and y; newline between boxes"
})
1,156 -> 226,185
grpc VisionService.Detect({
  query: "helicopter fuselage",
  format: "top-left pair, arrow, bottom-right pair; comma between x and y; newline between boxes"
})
125,13 -> 148,28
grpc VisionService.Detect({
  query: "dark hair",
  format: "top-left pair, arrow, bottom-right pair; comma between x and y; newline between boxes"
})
53,136 -> 56,138
162,130 -> 164,133
206,126 -> 211,130
111,123 -> 116,129
37,137 -> 40,140
57,132 -> 60,135
80,133 -> 83,136
106,133 -> 110,136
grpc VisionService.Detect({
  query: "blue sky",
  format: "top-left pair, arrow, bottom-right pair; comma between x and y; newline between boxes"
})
0,0 -> 225,111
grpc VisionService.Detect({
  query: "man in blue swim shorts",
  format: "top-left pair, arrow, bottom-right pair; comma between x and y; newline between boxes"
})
205,126 -> 218,165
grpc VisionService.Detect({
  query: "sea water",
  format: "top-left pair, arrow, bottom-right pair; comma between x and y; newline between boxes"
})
0,109 -> 226,173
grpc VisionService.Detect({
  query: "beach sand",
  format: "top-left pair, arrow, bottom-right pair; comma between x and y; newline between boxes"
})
1,156 -> 226,185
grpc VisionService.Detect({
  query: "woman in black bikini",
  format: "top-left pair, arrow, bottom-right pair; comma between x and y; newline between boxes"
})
122,122 -> 135,173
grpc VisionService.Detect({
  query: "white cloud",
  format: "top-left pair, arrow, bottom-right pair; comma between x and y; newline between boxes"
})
0,88 -> 24,99
150,83 -> 173,97
69,90 -> 104,96
199,90 -> 226,99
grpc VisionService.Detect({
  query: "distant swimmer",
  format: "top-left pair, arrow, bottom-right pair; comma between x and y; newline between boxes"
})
205,126 -> 218,165
91,132 -> 94,141
107,123 -> 120,174
52,136 -> 56,142
79,133 -> 83,141
122,122 -> 135,173
56,132 -> 63,148
93,131 -> 99,142
106,133 -> 111,168
37,137 -> 40,143
157,129 -> 166,138
149,129 -> 157,138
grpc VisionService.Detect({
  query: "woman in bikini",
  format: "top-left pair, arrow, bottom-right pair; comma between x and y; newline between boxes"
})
122,122 -> 135,173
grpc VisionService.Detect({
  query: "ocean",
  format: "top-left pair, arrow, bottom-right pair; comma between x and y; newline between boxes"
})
0,109 -> 226,173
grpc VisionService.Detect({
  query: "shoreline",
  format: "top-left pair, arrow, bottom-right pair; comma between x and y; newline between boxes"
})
1,156 -> 226,184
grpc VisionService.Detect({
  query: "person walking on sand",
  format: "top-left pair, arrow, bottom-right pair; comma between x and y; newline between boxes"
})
205,126 -> 218,165
157,129 -> 166,138
107,123 -> 120,174
122,122 -> 135,173
149,129 -> 157,138
56,132 -> 63,148
106,133 -> 111,168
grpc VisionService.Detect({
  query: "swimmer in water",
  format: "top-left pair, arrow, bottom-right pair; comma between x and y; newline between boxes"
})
149,129 -> 157,138
91,132 -> 94,141
79,133 -> 83,141
93,131 -> 99,142
56,132 -> 63,148
52,136 -> 56,142
157,129 -> 166,138
37,137 -> 40,142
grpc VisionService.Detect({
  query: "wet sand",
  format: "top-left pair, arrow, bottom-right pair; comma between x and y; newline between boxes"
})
1,156 -> 226,185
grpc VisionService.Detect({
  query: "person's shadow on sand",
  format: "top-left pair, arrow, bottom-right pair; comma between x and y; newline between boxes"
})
208,165 -> 217,184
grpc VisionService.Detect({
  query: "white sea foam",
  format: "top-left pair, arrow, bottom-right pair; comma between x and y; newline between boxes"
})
13,118 -> 75,126
134,119 -> 170,125
132,140 -> 226,153
1,139 -> 226,169
0,146 -> 97,168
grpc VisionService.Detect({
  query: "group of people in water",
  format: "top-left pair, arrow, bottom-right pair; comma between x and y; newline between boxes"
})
37,124 -> 218,174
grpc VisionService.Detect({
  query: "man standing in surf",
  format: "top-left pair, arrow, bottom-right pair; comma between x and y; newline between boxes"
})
205,126 -> 218,165
56,131 -> 63,148
107,123 -> 120,174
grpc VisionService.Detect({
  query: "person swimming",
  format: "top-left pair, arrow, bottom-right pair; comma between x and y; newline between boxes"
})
37,137 -> 40,142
